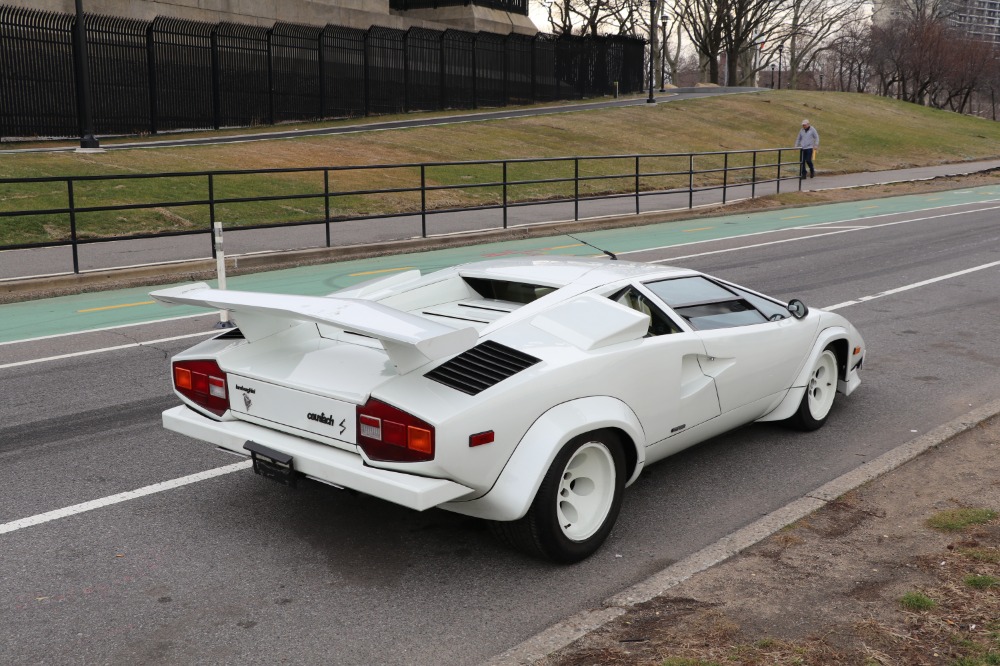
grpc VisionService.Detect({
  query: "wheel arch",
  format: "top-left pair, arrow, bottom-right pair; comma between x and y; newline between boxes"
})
439,396 -> 646,522
758,327 -> 848,423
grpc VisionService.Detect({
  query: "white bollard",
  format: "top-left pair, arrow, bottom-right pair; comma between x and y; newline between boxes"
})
213,221 -> 235,328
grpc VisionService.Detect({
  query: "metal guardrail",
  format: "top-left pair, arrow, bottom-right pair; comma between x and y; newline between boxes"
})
0,148 -> 803,275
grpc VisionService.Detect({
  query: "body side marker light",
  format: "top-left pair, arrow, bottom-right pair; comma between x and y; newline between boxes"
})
470,431 -> 495,447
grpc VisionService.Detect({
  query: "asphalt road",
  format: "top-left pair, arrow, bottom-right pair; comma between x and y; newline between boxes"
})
2,192 -> 999,665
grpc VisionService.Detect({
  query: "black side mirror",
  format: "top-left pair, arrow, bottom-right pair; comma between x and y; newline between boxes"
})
787,299 -> 809,319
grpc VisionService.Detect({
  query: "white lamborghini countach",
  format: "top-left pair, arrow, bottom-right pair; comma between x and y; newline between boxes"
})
152,257 -> 865,563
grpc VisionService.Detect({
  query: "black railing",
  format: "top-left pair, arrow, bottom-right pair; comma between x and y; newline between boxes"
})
0,5 -> 643,140
0,149 -> 802,276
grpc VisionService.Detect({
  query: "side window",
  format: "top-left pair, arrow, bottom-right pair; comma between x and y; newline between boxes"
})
610,287 -> 683,337
645,276 -> 770,331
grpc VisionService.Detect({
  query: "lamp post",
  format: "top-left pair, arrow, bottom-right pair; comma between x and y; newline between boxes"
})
777,44 -> 783,90
73,0 -> 99,149
770,63 -> 775,88
647,0 -> 656,103
660,15 -> 668,92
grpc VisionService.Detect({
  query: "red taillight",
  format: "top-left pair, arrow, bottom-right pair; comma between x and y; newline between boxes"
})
356,398 -> 435,462
173,359 -> 229,416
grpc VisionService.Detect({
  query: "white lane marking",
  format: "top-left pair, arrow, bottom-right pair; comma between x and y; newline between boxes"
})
620,198 -> 1000,257
646,202 -> 1000,263
0,312 -> 211,347
805,225 -> 870,229
0,331 -> 216,370
0,461 -> 252,535
823,260 -> 1000,311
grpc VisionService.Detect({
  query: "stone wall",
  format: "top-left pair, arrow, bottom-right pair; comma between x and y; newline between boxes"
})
10,0 -> 538,34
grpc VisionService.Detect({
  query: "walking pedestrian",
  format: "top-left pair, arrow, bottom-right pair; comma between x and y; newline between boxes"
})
795,119 -> 819,178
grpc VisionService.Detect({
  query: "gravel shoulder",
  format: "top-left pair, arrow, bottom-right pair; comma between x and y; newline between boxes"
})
535,414 -> 1000,666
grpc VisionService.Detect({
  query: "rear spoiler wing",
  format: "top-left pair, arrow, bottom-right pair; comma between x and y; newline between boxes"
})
150,283 -> 478,374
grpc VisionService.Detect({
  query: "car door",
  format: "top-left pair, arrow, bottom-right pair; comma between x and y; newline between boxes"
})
643,276 -> 819,415
608,286 -> 722,443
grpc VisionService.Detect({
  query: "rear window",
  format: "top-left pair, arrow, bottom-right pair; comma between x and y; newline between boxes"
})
463,277 -> 555,304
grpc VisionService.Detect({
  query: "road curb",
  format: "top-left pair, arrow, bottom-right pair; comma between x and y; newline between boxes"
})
482,398 -> 1000,666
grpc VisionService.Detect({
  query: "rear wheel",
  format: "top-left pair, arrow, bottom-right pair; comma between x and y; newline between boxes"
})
787,347 -> 839,431
491,430 -> 625,563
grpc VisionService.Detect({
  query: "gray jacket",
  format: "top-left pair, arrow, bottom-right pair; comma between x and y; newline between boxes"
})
796,126 -> 819,149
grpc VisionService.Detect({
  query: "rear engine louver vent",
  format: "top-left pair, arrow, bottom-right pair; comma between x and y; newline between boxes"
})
425,340 -> 541,395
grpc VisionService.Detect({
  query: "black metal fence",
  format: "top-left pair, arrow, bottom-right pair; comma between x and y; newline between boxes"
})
0,4 -> 645,140
0,148 -> 803,276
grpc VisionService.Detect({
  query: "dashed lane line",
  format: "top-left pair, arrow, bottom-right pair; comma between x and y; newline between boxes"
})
0,462 -> 252,535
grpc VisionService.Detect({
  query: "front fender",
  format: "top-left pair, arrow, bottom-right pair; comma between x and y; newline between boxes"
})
757,326 -> 848,422
439,396 -> 647,521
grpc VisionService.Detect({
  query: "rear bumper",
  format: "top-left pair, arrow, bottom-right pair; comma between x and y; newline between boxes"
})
163,406 -> 473,511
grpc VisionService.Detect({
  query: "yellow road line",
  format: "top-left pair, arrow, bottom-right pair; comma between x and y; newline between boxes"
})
683,227 -> 714,232
860,205 -> 879,210
781,215 -> 808,220
349,266 -> 415,277
77,301 -> 156,313
548,244 -> 583,250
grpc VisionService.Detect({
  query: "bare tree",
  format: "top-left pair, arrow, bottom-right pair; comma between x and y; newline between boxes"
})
777,0 -> 867,89
676,0 -> 726,83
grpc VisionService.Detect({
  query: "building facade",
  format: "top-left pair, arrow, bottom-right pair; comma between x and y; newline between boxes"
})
873,0 -> 1000,42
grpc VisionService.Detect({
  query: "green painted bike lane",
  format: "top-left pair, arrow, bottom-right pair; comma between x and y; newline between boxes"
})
3,184 -> 998,344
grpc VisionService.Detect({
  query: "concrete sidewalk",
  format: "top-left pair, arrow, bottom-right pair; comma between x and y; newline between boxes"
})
487,400 -> 1000,665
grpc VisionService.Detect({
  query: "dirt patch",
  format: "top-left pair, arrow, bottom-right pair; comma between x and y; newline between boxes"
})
539,418 -> 1000,666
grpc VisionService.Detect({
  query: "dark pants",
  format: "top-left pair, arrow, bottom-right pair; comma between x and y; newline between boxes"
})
800,148 -> 815,178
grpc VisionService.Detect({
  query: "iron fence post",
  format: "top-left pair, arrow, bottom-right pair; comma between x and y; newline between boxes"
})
688,154 -> 694,209
67,179 -> 80,274
146,24 -> 158,135
318,32 -> 326,119
777,149 -> 782,194
266,29 -> 275,125
472,34 -> 478,110
502,161 -> 508,229
210,27 -> 221,130
752,151 -> 757,198
574,158 -> 579,221
634,155 -> 640,215
420,165 -> 427,237
722,152 -> 728,204
324,169 -> 331,247
209,173 -> 217,259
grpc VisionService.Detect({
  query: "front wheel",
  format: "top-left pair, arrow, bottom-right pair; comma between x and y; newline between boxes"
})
787,347 -> 839,431
490,430 -> 625,563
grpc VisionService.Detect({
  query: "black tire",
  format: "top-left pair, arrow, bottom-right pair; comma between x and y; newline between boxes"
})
490,430 -> 625,563
786,346 -> 839,431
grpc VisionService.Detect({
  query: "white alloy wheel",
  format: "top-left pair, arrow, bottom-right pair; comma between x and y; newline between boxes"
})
555,440 -> 617,542
806,350 -> 838,421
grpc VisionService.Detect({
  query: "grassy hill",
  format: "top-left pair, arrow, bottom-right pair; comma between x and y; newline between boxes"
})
4,90 -> 1000,177
3,90 -> 1000,245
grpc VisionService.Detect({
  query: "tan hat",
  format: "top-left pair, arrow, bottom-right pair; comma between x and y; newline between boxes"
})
802,119 -> 810,125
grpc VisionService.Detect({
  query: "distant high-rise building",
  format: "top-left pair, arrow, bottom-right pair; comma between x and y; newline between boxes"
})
872,0 -> 1000,42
